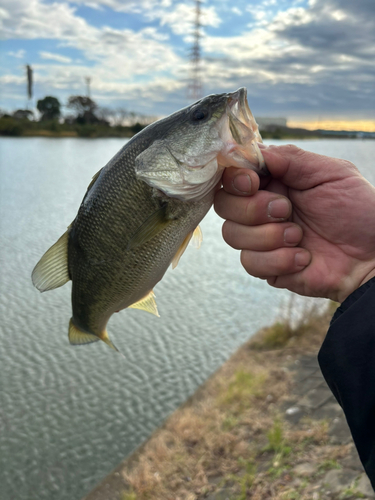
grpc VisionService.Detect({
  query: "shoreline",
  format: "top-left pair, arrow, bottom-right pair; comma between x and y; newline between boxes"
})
80,301 -> 373,500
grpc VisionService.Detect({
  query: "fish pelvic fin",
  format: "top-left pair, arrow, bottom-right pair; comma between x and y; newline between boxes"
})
171,225 -> 203,270
32,230 -> 70,292
68,319 -> 100,346
128,290 -> 159,317
191,225 -> 203,249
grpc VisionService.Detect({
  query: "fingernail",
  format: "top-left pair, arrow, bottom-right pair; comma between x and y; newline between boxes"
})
295,251 -> 311,268
284,226 -> 301,245
233,174 -> 251,194
268,198 -> 290,219
257,142 -> 268,149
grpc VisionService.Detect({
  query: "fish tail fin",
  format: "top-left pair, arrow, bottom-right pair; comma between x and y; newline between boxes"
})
68,318 -> 100,346
68,319 -> 123,356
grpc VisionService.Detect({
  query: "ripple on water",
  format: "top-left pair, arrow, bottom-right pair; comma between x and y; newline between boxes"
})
1,138 -> 372,500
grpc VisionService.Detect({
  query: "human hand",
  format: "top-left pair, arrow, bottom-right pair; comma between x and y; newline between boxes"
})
214,144 -> 375,303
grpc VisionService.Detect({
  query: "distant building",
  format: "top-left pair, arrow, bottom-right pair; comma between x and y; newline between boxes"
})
256,117 -> 288,130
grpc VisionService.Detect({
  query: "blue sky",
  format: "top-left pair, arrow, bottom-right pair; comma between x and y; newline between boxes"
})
1,0 -> 374,129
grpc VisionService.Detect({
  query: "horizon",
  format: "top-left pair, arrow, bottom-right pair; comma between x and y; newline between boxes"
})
1,0 -> 374,132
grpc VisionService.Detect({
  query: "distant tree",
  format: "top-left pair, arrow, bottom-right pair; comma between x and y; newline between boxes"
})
37,96 -> 61,121
13,109 -> 34,120
113,107 -> 129,126
95,106 -> 113,126
67,95 -> 98,124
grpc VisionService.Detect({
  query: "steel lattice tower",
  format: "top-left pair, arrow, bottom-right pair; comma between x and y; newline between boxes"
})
188,0 -> 203,101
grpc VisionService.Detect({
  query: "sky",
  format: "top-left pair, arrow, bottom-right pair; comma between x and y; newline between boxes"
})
1,0 -> 374,131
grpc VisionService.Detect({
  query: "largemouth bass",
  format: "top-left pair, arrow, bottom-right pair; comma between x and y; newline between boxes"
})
32,88 -> 267,352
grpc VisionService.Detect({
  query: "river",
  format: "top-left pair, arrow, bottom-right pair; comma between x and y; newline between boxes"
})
0,138 -> 374,500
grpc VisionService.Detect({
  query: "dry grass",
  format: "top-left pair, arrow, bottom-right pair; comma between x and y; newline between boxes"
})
116,300 -> 346,500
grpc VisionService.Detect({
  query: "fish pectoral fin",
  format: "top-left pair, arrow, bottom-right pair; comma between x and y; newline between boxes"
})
191,225 -> 203,249
171,225 -> 203,270
128,290 -> 160,317
126,203 -> 171,250
32,230 -> 70,292
68,319 -> 100,346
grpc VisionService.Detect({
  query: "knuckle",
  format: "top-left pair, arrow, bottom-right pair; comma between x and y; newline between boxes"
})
283,144 -> 302,155
263,224 -> 280,247
244,198 -> 257,224
222,220 -> 233,243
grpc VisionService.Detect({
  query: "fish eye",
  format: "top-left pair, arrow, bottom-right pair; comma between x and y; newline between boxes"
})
191,107 -> 209,122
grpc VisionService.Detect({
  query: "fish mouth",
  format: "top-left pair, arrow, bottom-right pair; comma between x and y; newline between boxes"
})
221,88 -> 269,176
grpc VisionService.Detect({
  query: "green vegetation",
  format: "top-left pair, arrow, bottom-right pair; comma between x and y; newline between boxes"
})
219,369 -> 267,409
0,94 -> 148,138
121,491 -> 137,500
317,458 -> 341,473
0,115 -> 144,138
37,96 -> 61,121
250,299 -> 339,351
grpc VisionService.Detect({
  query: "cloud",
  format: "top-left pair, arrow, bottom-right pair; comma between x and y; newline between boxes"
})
0,0 -> 374,121
199,0 -> 375,119
40,51 -> 72,63
8,49 -> 25,58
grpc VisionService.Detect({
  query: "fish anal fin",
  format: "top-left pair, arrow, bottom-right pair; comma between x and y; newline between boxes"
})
32,230 -> 70,292
68,319 -> 100,346
129,290 -> 159,317
101,332 -> 121,353
127,203 -> 170,250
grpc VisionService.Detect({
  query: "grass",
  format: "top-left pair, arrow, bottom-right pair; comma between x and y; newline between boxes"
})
121,492 -> 137,500
219,369 -> 267,410
83,299 -> 355,500
250,298 -> 339,351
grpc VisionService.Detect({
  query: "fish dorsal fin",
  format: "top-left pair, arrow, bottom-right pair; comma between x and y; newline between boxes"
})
127,203 -> 170,250
86,167 -> 103,192
32,230 -> 70,292
129,290 -> 159,317
191,225 -> 203,249
68,319 -> 100,345
171,225 -> 203,270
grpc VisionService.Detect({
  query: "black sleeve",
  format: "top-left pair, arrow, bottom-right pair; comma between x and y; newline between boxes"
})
318,277 -> 375,488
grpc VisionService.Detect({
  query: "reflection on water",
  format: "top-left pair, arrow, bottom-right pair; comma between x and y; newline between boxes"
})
0,138 -> 373,500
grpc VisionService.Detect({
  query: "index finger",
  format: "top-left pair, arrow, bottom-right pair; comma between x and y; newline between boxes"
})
221,167 -> 260,196
260,144 -> 358,189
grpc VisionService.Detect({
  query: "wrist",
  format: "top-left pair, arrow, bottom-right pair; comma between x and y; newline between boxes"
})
338,267 -> 375,303
359,268 -> 375,289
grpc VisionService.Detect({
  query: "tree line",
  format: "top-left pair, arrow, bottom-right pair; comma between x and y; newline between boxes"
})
0,95 -> 151,137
